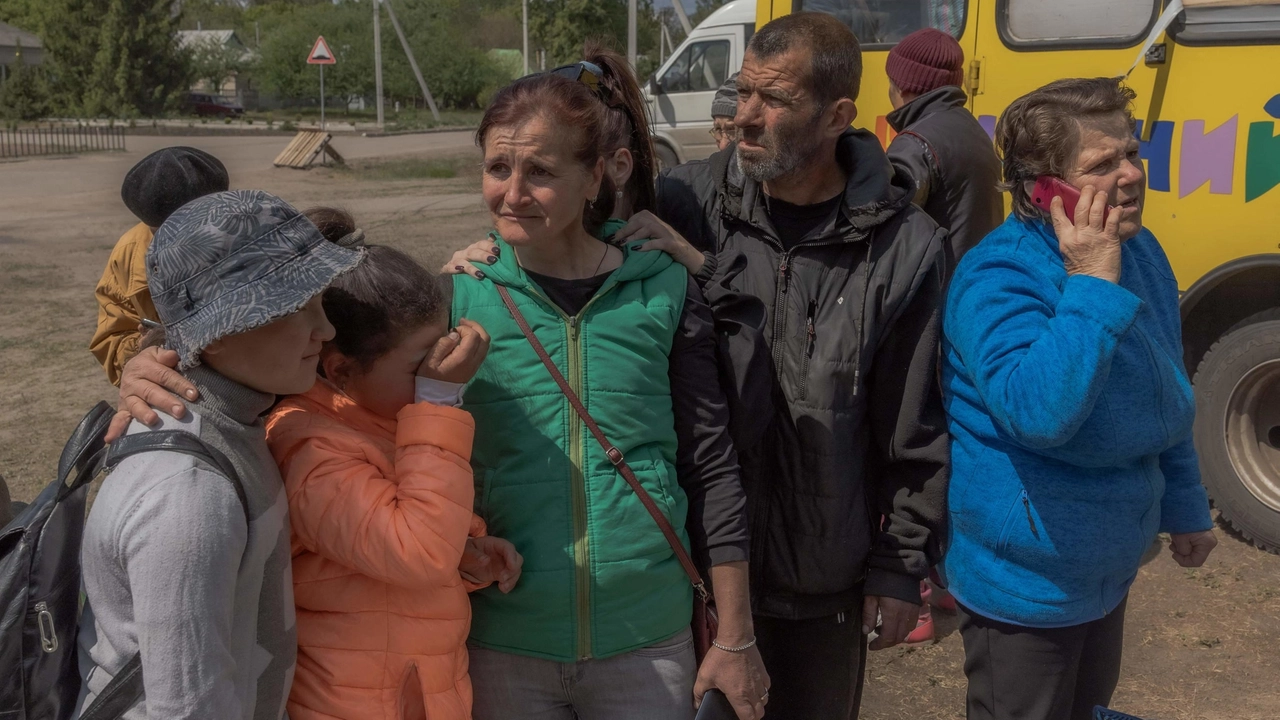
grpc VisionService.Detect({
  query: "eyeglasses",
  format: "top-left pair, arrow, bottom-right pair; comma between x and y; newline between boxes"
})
709,125 -> 738,141
549,61 -> 608,99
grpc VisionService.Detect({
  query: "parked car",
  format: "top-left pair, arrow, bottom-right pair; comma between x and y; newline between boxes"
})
186,92 -> 244,118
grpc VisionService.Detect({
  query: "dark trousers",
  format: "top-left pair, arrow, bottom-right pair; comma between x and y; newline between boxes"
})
754,602 -> 867,720
958,596 -> 1128,720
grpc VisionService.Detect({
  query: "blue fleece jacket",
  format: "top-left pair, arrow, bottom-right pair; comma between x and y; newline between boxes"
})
939,215 -> 1213,628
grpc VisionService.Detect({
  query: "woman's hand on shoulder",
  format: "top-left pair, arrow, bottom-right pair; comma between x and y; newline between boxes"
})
440,239 -> 500,280
1050,184 -> 1122,284
614,210 -> 706,275
104,347 -> 199,442
417,318 -> 490,384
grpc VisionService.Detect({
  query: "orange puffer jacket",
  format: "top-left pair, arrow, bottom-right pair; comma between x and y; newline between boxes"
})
267,380 -> 485,720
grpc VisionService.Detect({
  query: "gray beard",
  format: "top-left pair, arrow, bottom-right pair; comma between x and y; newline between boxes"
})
735,124 -> 824,183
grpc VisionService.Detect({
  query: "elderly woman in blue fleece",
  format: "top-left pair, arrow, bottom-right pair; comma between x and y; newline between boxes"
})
940,77 -> 1218,720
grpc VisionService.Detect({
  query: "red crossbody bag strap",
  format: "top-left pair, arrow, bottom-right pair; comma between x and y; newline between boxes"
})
495,285 -> 710,602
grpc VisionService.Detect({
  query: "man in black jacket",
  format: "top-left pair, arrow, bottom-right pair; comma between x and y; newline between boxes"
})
886,28 -> 1003,272
653,12 -> 950,720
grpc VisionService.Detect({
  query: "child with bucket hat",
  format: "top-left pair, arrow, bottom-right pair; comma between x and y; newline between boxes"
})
76,190 -> 362,719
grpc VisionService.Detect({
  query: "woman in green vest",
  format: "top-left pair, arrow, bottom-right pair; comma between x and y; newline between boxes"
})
457,49 -> 768,720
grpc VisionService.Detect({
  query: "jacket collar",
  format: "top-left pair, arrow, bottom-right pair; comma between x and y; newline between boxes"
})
298,377 -> 398,438
886,86 -> 968,133
480,222 -> 676,293
719,128 -> 915,244
185,364 -> 276,426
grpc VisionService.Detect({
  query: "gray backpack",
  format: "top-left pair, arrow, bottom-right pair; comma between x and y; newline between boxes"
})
0,402 -> 246,719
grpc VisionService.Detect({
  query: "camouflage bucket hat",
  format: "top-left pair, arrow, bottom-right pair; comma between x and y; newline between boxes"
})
147,189 -> 364,369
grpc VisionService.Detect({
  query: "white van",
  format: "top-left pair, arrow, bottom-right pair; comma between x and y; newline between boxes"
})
645,0 -> 755,168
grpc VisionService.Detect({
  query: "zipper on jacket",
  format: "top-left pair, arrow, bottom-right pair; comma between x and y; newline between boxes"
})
36,601 -> 57,653
799,301 -> 817,400
525,283 -> 618,661
1022,495 -> 1040,540
566,313 -> 593,660
770,257 -> 791,377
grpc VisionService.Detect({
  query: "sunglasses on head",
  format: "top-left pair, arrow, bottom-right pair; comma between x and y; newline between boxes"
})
549,61 -> 609,100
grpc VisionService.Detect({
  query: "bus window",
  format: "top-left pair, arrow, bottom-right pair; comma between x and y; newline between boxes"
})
797,0 -> 967,48
1172,3 -> 1280,44
1000,0 -> 1157,47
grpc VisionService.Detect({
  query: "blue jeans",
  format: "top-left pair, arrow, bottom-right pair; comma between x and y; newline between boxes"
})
469,628 -> 697,720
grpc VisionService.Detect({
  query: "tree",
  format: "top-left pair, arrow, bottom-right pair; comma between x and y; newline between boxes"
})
0,48 -> 50,121
522,0 -> 659,75
0,0 -> 43,34
188,35 -> 254,94
252,0 -> 506,111
40,0 -> 192,116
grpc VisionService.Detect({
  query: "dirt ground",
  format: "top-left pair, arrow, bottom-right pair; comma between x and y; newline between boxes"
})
1,135 -> 1277,719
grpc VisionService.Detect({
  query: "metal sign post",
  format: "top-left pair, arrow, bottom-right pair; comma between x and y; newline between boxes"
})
307,36 -> 337,132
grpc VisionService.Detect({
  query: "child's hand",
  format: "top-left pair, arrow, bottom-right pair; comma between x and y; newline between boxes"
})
418,318 -> 490,384
459,536 -> 523,593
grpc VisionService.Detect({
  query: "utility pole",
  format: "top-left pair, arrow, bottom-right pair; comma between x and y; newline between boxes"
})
671,0 -> 694,37
522,0 -> 529,76
373,0 -> 384,128
383,0 -> 441,123
627,0 -> 637,68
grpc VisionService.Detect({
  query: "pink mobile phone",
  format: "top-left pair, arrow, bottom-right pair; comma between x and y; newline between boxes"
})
1030,175 -> 1083,222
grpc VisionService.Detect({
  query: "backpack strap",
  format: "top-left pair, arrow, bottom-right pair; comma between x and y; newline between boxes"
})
103,430 -> 250,525
78,652 -> 143,720
75,432 -> 251,719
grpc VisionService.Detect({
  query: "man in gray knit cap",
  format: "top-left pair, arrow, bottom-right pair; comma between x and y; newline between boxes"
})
710,72 -> 740,151
76,190 -> 362,720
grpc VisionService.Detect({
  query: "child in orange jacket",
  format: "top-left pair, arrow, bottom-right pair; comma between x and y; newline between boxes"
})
267,224 -> 521,720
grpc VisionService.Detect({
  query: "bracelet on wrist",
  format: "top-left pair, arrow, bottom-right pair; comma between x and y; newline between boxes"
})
711,636 -> 757,653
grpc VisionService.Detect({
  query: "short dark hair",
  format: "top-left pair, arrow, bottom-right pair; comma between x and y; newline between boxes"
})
747,12 -> 862,108
995,77 -> 1137,220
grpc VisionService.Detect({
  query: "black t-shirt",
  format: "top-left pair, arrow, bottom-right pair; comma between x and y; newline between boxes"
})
524,268 -> 610,318
766,192 -> 843,252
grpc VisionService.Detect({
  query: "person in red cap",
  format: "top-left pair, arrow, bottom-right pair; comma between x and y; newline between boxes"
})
886,28 -> 1002,275
885,27 -> 1003,647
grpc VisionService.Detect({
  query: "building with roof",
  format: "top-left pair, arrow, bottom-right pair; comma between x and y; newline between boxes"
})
0,21 -> 43,67
177,29 -> 259,109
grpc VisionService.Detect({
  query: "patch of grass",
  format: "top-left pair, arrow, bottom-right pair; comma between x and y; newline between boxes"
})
340,156 -> 466,181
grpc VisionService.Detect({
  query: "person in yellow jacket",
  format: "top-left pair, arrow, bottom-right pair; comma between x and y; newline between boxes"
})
90,147 -> 229,385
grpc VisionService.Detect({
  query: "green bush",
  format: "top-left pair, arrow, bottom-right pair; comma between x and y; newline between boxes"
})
280,120 -> 297,132
0,59 -> 51,121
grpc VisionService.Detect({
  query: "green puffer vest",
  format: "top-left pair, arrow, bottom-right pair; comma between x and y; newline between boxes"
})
453,229 -> 694,662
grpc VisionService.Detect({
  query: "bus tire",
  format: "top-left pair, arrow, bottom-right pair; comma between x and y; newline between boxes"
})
1193,309 -> 1280,554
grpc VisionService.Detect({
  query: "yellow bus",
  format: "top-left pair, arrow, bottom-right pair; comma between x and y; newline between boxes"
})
756,0 -> 1280,551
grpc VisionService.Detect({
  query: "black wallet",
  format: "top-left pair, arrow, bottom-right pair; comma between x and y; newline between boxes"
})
696,690 -> 738,720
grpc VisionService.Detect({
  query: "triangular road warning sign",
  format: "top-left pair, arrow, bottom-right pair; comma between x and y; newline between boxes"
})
308,36 -> 336,65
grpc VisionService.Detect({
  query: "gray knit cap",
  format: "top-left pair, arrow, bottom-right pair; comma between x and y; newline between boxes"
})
147,189 -> 364,369
711,72 -> 739,119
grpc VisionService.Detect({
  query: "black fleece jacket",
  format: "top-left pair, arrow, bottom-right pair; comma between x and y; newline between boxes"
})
886,86 -> 1004,272
655,129 -> 951,619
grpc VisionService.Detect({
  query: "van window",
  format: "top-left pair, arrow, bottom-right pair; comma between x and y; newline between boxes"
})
1172,3 -> 1280,44
1000,0 -> 1157,47
797,0 -> 967,47
660,40 -> 732,93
